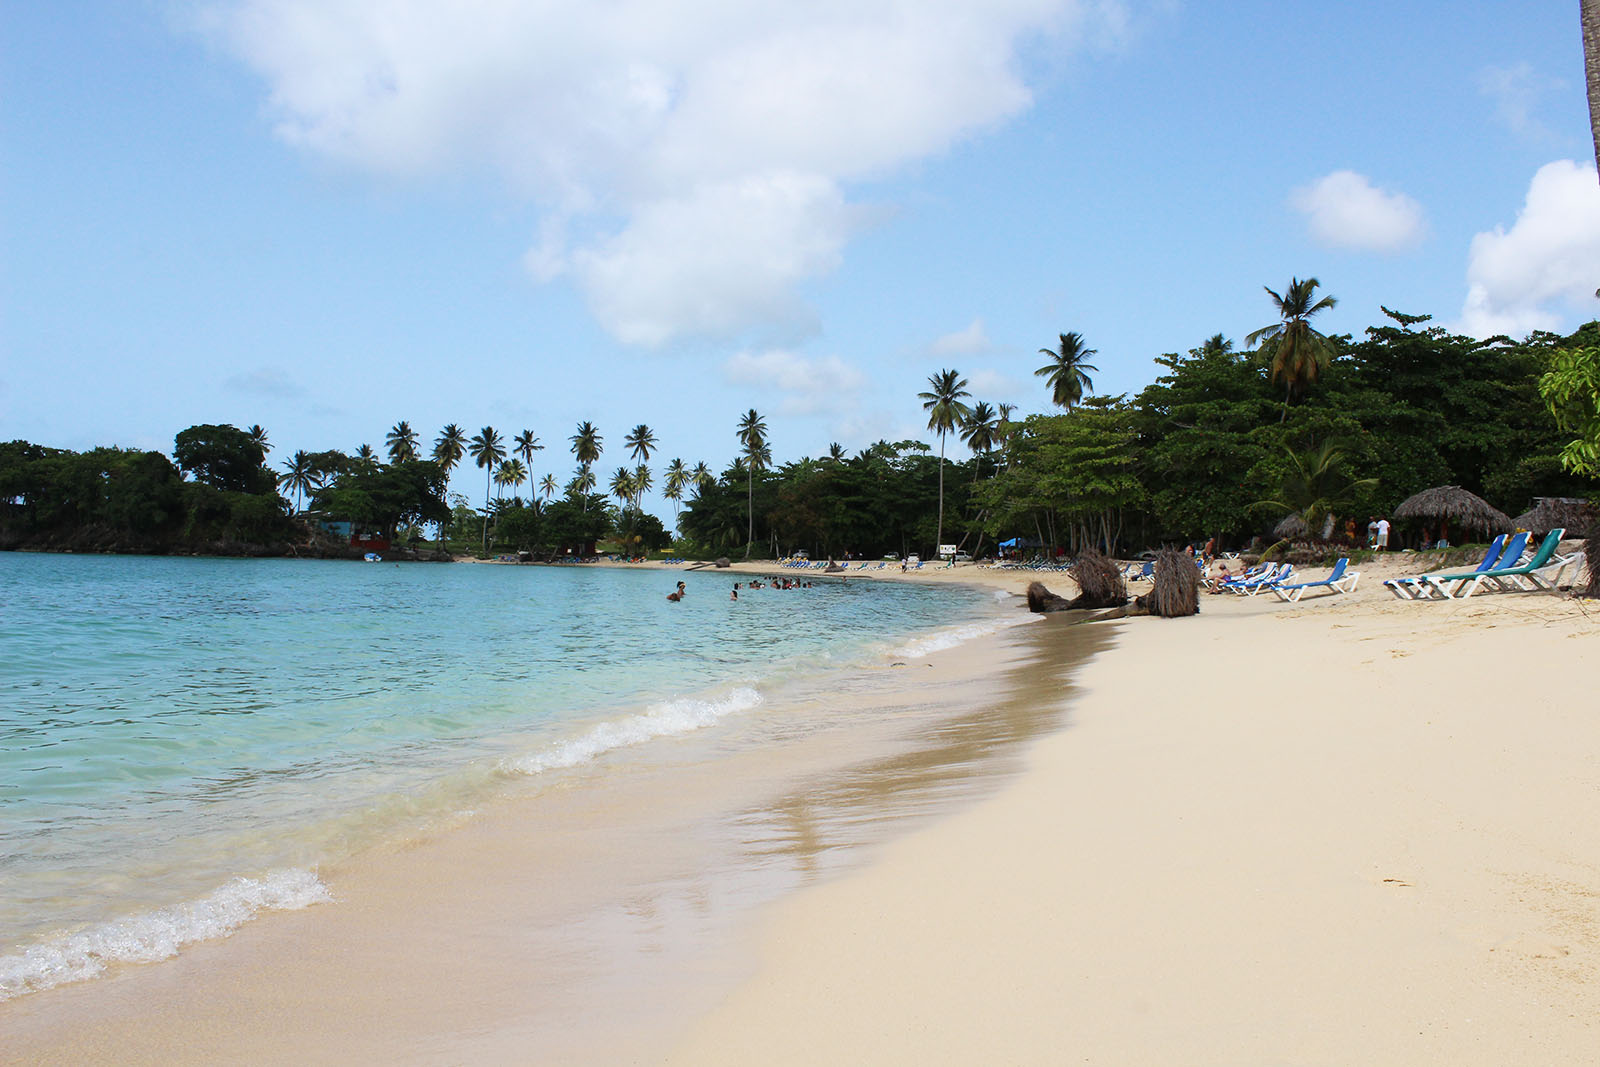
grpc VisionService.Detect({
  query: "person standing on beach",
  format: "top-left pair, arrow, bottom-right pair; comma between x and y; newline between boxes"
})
1376,516 -> 1390,551
1367,516 -> 1380,548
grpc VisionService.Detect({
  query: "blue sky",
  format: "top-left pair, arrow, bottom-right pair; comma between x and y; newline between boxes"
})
4,2 -> 1598,513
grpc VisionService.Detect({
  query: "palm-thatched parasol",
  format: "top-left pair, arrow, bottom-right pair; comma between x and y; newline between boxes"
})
1273,512 -> 1308,540
1511,497 -> 1597,537
1392,485 -> 1512,536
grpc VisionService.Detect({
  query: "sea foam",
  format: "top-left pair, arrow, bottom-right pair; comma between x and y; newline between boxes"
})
503,687 -> 765,776
890,612 -> 1034,659
0,868 -> 331,1001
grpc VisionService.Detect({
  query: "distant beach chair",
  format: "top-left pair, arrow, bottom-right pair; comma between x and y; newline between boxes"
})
1226,562 -> 1292,596
1427,528 -> 1568,600
1383,534 -> 1508,600
1269,557 -> 1360,602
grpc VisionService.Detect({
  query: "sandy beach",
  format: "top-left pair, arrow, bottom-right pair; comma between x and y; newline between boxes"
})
6,552 -> 1598,1064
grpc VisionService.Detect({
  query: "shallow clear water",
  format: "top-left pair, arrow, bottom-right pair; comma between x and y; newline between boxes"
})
0,553 -> 1004,997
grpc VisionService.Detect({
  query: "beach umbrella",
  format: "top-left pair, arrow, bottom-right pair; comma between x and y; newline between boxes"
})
1392,485 -> 1512,535
1511,497 -> 1597,536
1273,512 -> 1308,540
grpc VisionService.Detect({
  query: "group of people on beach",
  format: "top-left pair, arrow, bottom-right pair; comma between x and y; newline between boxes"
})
728,578 -> 816,600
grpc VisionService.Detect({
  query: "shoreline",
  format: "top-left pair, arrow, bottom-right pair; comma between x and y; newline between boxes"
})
667,574 -> 1600,1064
3,570 -> 1074,1062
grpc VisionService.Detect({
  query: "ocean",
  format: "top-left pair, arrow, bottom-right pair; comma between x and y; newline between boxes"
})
0,553 -> 1012,1000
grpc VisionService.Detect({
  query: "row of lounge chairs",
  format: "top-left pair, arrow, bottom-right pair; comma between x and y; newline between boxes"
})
1382,529 -> 1577,600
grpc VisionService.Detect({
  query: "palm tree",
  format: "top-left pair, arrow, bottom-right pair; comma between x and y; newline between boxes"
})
736,409 -> 768,558
279,450 -> 315,512
355,443 -> 379,471
495,458 -> 528,503
919,369 -> 973,555
663,458 -> 688,518
568,465 -> 597,505
433,424 -> 468,474
1585,0 -> 1600,166
608,466 -> 637,510
513,430 -> 543,478
247,424 -> 271,454
570,421 -> 602,512
624,424 -> 657,465
690,461 -> 714,498
1036,332 -> 1099,411
1254,441 -> 1377,545
961,401 -> 1000,482
632,463 -> 653,509
539,473 -> 558,503
386,421 -> 419,464
1245,277 -> 1338,421
826,442 -> 846,463
468,426 -> 505,551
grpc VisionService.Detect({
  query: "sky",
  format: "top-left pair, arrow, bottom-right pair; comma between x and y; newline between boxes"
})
4,1 -> 1600,513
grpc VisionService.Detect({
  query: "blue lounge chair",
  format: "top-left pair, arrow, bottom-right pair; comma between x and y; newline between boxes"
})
1410,532 -> 1528,600
1270,558 -> 1360,602
1227,562 -> 1293,596
1428,528 -> 1568,599
1383,535 -> 1507,600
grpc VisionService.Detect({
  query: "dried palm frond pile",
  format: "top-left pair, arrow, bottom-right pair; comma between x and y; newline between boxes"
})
1070,548 -> 1128,608
1136,548 -> 1201,617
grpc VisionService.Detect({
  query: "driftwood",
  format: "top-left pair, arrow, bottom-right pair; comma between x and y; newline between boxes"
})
1133,549 -> 1200,617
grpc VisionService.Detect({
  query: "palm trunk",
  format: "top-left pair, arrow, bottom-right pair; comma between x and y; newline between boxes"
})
935,434 -> 946,556
1585,0 -> 1600,167
745,468 -> 753,559
482,468 -> 491,553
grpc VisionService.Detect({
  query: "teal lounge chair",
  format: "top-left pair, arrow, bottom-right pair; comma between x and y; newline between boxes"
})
1430,528 -> 1568,599
1270,557 -> 1360,602
1405,532 -> 1525,601
1383,534 -> 1508,600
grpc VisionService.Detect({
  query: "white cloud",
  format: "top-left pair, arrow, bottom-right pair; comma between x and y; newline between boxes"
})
202,1 -> 1128,344
1458,159 -> 1600,338
224,365 -> 307,399
1478,62 -> 1559,141
931,318 -> 990,356
966,368 -> 1024,400
1290,170 -> 1425,253
722,349 -> 867,416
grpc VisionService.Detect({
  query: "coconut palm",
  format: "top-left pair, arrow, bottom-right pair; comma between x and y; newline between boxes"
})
568,465 -> 597,504
433,424 -> 468,473
386,421 -> 419,464
279,450 -> 315,512
1245,277 -> 1338,420
691,461 -> 714,497
1586,0 -> 1600,166
247,424 -> 271,455
961,401 -> 1000,483
624,424 -> 657,465
468,426 -> 505,551
1036,332 -> 1098,411
494,458 -> 528,503
826,442 -> 846,463
1254,441 -> 1377,546
608,466 -> 637,510
513,429 -> 543,476
570,421 -> 602,467
919,369 -> 973,555
736,409 -> 768,558
539,473 -> 557,503
632,463 -> 653,509
355,443 -> 379,471
663,458 -> 688,518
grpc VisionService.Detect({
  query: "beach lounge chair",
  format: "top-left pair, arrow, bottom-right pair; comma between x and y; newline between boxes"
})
1383,535 -> 1507,600
1431,528 -> 1568,599
1411,532 -> 1529,600
1228,562 -> 1292,596
1269,557 -> 1360,602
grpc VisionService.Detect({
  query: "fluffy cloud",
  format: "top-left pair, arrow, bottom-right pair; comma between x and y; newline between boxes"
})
1478,62 -> 1559,141
722,349 -> 867,416
931,318 -> 991,356
1290,170 -> 1425,253
966,367 -> 1024,401
1458,159 -> 1600,338
202,1 -> 1125,344
223,365 -> 307,399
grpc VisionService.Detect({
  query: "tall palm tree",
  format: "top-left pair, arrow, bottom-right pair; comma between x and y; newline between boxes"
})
632,463 -> 653,509
690,461 -> 714,497
736,409 -> 768,558
1585,0 -> 1600,166
961,401 -> 1000,483
513,430 -> 543,478
539,473 -> 558,503
468,426 -> 505,551
1245,277 -> 1338,421
434,424 -> 468,474
569,465 -> 597,505
386,421 -> 419,464
1036,332 -> 1099,411
495,458 -> 528,503
279,450 -> 315,512
624,424 -> 657,465
826,442 -> 846,463
919,369 -> 972,555
247,424 -> 271,455
663,458 -> 688,518
608,466 -> 637,510
570,421 -> 602,467
355,443 -> 379,471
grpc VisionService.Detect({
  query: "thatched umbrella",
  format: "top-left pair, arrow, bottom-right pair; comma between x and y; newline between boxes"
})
1273,512 -> 1308,540
1511,497 -> 1597,537
1392,485 -> 1512,538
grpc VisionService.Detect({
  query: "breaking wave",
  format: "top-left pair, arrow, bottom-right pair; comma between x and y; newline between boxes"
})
502,687 -> 765,776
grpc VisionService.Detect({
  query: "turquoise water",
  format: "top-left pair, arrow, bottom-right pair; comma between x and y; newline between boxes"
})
0,553 -> 1003,998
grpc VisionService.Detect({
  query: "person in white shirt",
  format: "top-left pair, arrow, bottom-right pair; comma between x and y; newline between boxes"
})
1375,517 -> 1390,550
